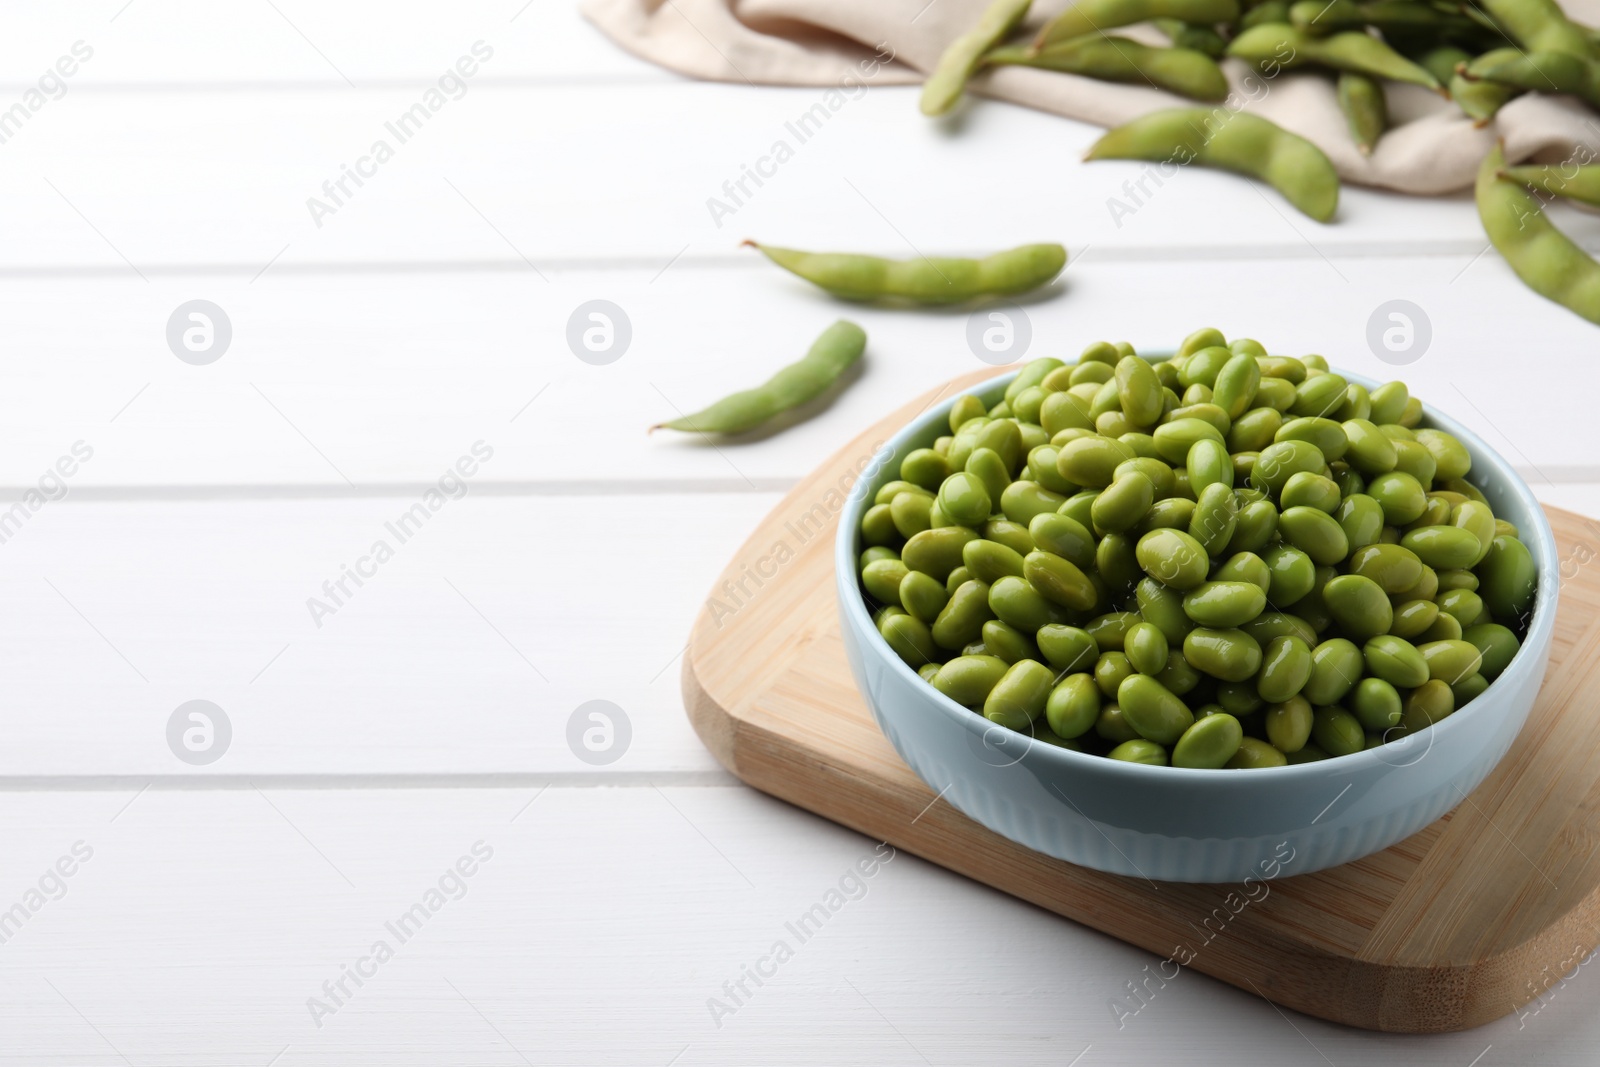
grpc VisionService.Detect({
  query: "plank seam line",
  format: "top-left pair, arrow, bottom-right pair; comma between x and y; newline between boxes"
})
0,771 -> 741,791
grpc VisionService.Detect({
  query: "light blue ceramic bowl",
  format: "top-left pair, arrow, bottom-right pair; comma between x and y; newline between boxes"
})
837,364 -> 1558,883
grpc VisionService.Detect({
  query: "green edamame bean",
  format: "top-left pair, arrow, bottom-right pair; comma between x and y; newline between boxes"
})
1341,419 -> 1397,476
960,537 -> 1024,588
1476,142 -> 1600,326
1037,625 -> 1099,673
1096,704 -> 1141,744
1046,673 -> 1102,738
1151,417 -> 1225,465
1136,528 -> 1210,590
1214,551 -> 1270,594
1350,677 -> 1402,731
1252,439 -> 1325,494
1414,429 -> 1470,481
1463,622 -> 1520,680
1276,416 -> 1348,462
860,503 -> 898,547
1227,499 -> 1279,554
900,570 -> 949,624
1254,377 -> 1298,412
879,611 -> 939,667
1279,471 -> 1342,514
1257,636 -> 1313,703
862,558 -> 911,606
1180,484 -> 1233,557
1401,678 -> 1455,731
1028,512 -> 1095,568
966,449 -> 1011,506
920,0 -> 1033,116
949,395 -> 987,433
1216,679 -> 1262,717
1312,706 -> 1365,757
1001,480 -> 1069,525
890,491 -> 934,538
1421,610 -> 1464,643
1211,354 -> 1261,419
1226,736 -> 1288,768
932,579 -> 994,649
934,652 -> 1004,710
991,574 -> 1064,631
1135,578 -> 1196,645
1337,71 -> 1386,156
875,480 -> 933,508
1087,612 -> 1142,652
1109,738 -> 1169,765
1124,621 -> 1171,676
901,448 -> 952,491
1363,634 -> 1430,688
1041,391 -> 1094,437
1302,637 -> 1363,706
1264,694 -> 1313,753
1158,652 -> 1204,697
1027,445 -> 1077,495
1279,506 -> 1350,566
1452,673 -> 1489,705
1058,434 -> 1136,488
938,471 -> 992,528
983,518 -> 1036,557
1348,543 -> 1423,594
1228,407 -> 1282,453
1390,599 -> 1439,639
1092,651 -> 1133,699
1092,470 -> 1156,533
1477,534 -> 1537,621
902,526 -> 977,581
1324,574 -> 1394,642
1183,627 -> 1263,682
1183,581 -> 1268,628
1336,493 -> 1385,550
1390,439 -> 1437,488
984,659 -> 1056,730
980,620 -> 1039,664
1367,471 -> 1427,525
860,546 -> 898,570
1097,532 -> 1142,594
1262,544 -> 1315,605
1241,612 -> 1318,650
1172,712 -> 1244,768
1024,550 -> 1099,611
1401,525 -> 1482,570
1118,674 -> 1195,745
1450,501 -> 1496,564
1118,457 -> 1176,500
1367,381 -> 1408,425
1419,639 -> 1484,685
1085,108 -> 1339,223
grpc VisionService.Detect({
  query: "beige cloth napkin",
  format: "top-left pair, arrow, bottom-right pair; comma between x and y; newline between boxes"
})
581,0 -> 1600,195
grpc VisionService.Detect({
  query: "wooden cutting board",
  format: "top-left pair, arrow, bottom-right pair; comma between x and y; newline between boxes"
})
681,367 -> 1600,1034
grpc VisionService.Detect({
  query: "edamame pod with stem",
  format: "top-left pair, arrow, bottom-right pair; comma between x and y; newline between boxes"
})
1337,72 -> 1387,156
1472,50 -> 1600,110
744,241 -> 1067,304
1085,108 -> 1340,222
651,320 -> 867,434
921,0 -> 1033,116
986,37 -> 1229,101
1032,0 -> 1239,52
1474,0 -> 1594,57
1228,24 -> 1442,90
1475,141 -> 1600,325
1499,163 -> 1600,207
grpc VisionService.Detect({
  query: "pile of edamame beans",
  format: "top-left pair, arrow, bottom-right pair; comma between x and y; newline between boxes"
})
858,332 -> 1539,769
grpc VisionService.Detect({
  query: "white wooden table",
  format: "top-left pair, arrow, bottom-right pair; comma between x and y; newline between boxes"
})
4,2 -> 1599,1062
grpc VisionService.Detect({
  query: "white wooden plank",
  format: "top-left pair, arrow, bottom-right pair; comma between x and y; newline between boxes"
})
1,258 -> 1597,491
0,785 -> 1593,1064
0,0 -> 659,88
1,481 -> 1596,780
1,86 -> 1591,271
0,493 -> 783,778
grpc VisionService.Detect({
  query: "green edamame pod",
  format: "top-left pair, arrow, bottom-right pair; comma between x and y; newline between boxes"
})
1499,163 -> 1600,208
1337,72 -> 1387,157
1475,142 -> 1600,326
986,37 -> 1229,102
1452,49 -> 1522,124
1472,50 -> 1600,110
921,0 -> 1034,117
745,241 -> 1066,305
1153,18 -> 1227,57
1228,24 -> 1441,89
1032,0 -> 1240,52
652,320 -> 866,434
1475,0 -> 1594,56
1086,109 -> 1339,223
